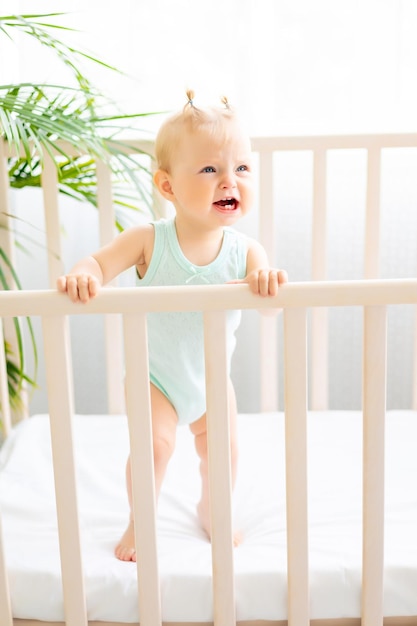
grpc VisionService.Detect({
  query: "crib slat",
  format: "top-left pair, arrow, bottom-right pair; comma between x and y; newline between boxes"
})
204,310 -> 236,626
413,306 -> 417,410
123,312 -> 162,626
283,307 -> 309,626
41,153 -> 64,286
96,160 -> 125,414
310,308 -> 328,410
311,148 -> 328,410
42,315 -> 88,626
364,147 -> 381,279
258,150 -> 278,411
258,150 -> 276,269
103,314 -> 125,413
260,316 -> 278,411
362,305 -> 387,626
0,513 -> 13,626
311,148 -> 327,282
96,159 -> 115,247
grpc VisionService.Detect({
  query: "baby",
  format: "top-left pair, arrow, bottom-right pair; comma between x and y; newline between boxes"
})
57,91 -> 288,561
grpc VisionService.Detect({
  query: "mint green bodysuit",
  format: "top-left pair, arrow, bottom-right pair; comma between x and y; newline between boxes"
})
137,218 -> 248,425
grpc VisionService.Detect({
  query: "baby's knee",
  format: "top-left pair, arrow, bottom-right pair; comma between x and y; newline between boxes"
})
153,432 -> 176,464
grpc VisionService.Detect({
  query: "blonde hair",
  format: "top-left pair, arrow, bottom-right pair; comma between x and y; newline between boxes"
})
155,90 -> 241,172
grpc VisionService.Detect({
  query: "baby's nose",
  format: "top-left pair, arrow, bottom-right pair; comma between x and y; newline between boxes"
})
220,172 -> 237,189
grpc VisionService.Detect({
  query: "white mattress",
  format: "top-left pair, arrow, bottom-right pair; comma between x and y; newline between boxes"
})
0,411 -> 416,622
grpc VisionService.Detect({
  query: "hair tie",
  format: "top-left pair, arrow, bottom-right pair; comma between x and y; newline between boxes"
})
186,90 -> 195,108
221,95 -> 231,110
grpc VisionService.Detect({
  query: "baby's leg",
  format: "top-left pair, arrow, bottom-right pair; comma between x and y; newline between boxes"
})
190,379 -> 241,545
115,384 -> 178,561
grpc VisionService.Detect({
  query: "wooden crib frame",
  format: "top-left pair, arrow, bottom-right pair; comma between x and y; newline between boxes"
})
0,134 -> 417,626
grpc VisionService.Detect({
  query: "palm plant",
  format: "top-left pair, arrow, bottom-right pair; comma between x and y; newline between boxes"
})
0,12 -> 159,425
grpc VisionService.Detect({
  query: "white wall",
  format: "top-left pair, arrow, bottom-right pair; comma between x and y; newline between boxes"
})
5,0 -> 417,135
3,1 -> 417,412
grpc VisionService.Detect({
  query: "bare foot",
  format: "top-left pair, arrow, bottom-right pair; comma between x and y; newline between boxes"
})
197,501 -> 243,546
115,520 -> 136,561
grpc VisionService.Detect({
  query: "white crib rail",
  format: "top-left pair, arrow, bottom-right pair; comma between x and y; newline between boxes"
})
2,133 -> 417,419
0,280 -> 416,625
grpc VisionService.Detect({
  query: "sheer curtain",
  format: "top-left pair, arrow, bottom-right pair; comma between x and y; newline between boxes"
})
4,0 -> 417,136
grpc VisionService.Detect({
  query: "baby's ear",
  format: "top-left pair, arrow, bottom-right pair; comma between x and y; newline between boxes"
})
154,169 -> 174,200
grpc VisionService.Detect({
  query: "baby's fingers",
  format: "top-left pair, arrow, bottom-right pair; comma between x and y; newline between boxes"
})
277,269 -> 289,285
67,275 -> 87,302
264,269 -> 289,296
256,269 -> 272,296
257,269 -> 284,296
255,269 -> 288,296
56,275 -> 68,294
57,274 -> 99,303
74,275 -> 100,302
229,270 -> 288,297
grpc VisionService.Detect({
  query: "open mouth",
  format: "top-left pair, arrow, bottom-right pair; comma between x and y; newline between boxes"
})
214,197 -> 237,210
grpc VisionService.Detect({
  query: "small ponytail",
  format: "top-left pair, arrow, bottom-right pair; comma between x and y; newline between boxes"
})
221,95 -> 231,110
185,89 -> 195,108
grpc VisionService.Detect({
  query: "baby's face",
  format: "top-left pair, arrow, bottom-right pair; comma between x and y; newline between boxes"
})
167,124 -> 254,229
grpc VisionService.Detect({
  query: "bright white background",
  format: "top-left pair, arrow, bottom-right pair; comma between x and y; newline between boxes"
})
1,1 -> 417,412
2,0 -> 417,136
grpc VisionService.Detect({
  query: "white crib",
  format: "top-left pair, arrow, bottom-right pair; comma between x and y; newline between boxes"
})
0,134 -> 416,626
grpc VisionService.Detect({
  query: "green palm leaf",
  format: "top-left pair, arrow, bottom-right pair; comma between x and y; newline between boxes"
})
0,11 -> 162,425
0,249 -> 38,411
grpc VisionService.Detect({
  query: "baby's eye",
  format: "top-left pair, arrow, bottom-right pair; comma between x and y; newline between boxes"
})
201,166 -> 216,173
236,164 -> 249,172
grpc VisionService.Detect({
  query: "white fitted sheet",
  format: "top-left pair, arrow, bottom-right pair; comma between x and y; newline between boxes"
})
0,411 -> 416,622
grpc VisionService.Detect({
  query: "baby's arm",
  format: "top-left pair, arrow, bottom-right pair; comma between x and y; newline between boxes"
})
231,238 -> 288,296
57,224 -> 153,303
